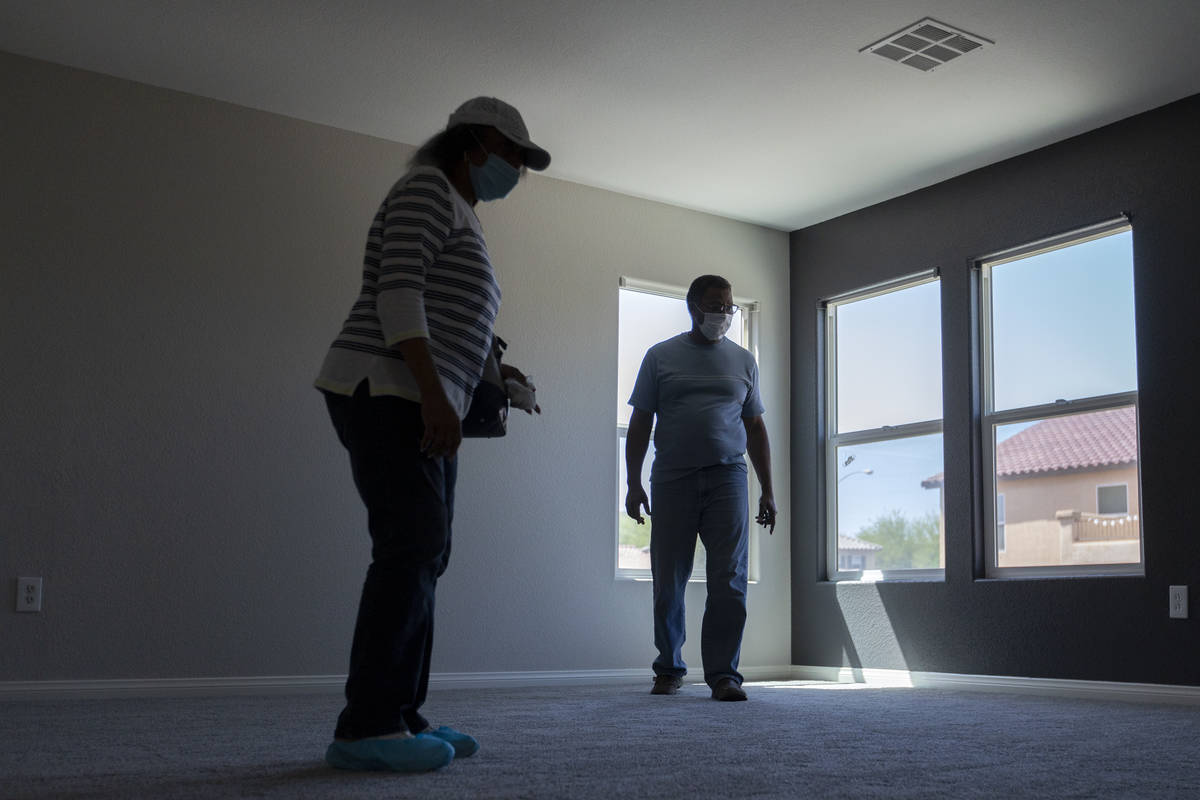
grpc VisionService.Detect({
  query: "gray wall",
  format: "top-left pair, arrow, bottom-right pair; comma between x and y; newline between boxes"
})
0,51 -> 791,682
790,93 -> 1200,685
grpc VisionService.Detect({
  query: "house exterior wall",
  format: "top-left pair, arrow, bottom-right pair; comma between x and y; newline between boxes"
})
997,465 -> 1139,567
999,465 -> 1139,526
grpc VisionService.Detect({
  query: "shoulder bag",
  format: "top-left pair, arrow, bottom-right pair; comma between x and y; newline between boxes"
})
462,335 -> 509,438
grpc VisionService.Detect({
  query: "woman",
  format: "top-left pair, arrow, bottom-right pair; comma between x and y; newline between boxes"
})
315,97 -> 549,772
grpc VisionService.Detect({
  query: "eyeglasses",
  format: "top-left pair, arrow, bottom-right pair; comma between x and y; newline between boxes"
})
693,302 -> 739,315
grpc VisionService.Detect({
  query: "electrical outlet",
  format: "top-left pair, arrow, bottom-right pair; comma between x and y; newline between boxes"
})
1169,585 -> 1188,619
17,577 -> 43,613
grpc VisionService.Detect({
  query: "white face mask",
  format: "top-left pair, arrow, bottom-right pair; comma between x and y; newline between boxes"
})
699,312 -> 733,341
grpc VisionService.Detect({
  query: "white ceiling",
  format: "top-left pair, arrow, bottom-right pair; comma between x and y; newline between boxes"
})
3,1 -> 1199,231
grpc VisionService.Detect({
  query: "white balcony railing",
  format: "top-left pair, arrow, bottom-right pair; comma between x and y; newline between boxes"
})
1056,509 -> 1140,542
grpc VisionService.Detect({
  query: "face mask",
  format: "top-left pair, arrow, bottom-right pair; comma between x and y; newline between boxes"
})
699,312 -> 733,341
468,135 -> 521,201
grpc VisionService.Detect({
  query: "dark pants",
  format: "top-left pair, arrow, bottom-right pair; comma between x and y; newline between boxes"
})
650,464 -> 749,688
325,382 -> 456,740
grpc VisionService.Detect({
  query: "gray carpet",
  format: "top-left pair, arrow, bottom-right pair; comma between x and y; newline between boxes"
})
3,680 -> 1198,799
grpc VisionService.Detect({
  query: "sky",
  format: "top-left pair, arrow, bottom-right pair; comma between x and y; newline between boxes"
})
990,231 -> 1137,410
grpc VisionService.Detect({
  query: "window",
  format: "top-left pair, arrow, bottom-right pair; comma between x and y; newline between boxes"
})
839,553 -> 866,570
979,219 -> 1141,576
823,272 -> 944,580
1097,484 -> 1129,515
616,278 -> 759,579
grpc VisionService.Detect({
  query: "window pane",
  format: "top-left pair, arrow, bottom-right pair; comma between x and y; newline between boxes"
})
993,407 -> 1140,568
1097,485 -> 1128,515
835,280 -> 942,432
617,432 -> 656,570
618,288 -> 744,425
617,285 -> 749,577
618,291 -> 689,426
836,433 -> 944,571
616,432 -> 705,572
990,230 -> 1136,411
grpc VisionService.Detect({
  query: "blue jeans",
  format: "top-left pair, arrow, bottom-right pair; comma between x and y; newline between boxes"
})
325,382 -> 456,739
650,464 -> 749,687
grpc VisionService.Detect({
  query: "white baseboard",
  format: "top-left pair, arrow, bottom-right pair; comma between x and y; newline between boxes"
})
788,665 -> 1200,705
3,665 -> 1195,704
0,666 -> 795,700
430,668 -> 646,689
0,674 -> 347,700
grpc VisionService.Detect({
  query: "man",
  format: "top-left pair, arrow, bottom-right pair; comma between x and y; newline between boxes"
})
625,274 -> 777,702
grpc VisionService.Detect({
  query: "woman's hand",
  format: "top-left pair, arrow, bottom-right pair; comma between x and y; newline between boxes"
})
499,363 -> 524,382
500,363 -> 541,414
392,336 -> 463,457
419,392 -> 462,458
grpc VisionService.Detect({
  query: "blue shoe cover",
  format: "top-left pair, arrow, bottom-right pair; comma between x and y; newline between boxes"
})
325,733 -> 454,772
426,725 -> 480,758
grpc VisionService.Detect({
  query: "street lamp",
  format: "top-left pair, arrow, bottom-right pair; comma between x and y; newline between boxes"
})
838,468 -> 874,484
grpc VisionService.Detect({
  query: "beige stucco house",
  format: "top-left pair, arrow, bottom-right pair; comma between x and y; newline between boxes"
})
838,535 -> 884,571
924,406 -> 1139,568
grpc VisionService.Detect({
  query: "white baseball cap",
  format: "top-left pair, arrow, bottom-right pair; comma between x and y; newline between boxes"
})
448,97 -> 551,171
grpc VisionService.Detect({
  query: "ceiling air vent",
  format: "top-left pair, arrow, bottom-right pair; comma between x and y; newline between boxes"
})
861,18 -> 992,72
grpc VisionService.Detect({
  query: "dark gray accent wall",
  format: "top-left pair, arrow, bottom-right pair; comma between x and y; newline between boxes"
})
789,93 -> 1200,685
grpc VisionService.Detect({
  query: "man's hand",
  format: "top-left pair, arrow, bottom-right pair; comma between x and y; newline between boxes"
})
756,494 -> 777,534
625,484 -> 651,524
419,392 -> 462,459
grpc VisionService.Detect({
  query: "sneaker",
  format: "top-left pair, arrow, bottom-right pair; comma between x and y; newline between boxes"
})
711,678 -> 747,701
325,733 -> 455,772
651,675 -> 683,695
422,725 -> 479,758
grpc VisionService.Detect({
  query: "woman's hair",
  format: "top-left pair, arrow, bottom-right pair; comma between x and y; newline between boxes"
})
686,274 -> 732,307
409,124 -> 529,177
408,124 -> 483,172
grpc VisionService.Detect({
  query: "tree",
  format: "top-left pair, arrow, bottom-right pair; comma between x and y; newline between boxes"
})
856,510 -> 941,570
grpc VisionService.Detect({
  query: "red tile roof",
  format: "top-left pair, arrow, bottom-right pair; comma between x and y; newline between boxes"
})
922,406 -> 1137,487
996,406 -> 1137,477
839,535 -> 883,552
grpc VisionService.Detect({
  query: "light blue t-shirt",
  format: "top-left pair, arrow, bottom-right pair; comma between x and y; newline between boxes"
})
628,333 -> 765,483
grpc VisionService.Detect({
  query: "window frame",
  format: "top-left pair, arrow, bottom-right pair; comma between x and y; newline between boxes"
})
821,269 -> 945,583
996,492 -> 1006,553
615,277 -> 762,582
977,217 -> 1143,578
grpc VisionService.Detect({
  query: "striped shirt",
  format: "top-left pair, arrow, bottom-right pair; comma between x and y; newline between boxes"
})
315,166 -> 501,417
